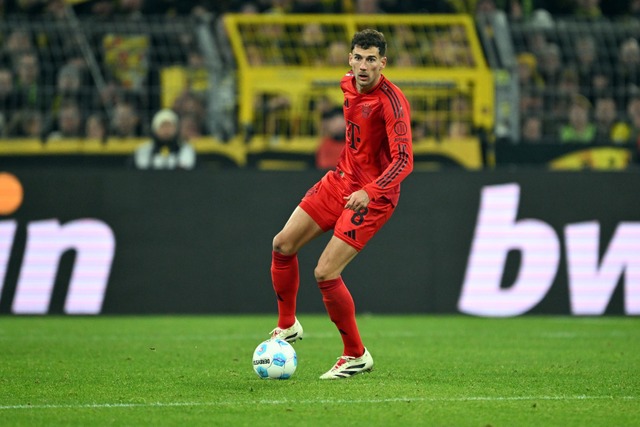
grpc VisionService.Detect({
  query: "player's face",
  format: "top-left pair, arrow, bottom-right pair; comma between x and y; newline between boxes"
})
349,45 -> 387,93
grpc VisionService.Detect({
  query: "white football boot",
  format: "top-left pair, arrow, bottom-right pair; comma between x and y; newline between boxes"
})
319,348 -> 374,379
270,317 -> 304,344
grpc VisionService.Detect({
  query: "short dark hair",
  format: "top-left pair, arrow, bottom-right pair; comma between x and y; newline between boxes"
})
351,29 -> 387,57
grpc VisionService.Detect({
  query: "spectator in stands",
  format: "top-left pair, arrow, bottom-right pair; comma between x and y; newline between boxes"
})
110,100 -> 142,138
355,0 -> 384,14
573,0 -> 604,20
449,93 -> 473,138
573,36 -> 601,91
7,109 -> 43,139
114,0 -> 145,21
50,63 -> 92,117
474,0 -> 498,15
448,120 -> 471,139
296,22 -> 328,66
325,40 -> 349,66
521,116 -> 543,143
557,68 -> 580,98
559,95 -> 596,143
629,0 -> 640,19
421,110 -> 448,141
538,43 -> 562,88
0,67 -> 17,127
619,95 -> 640,146
47,100 -> 84,141
396,51 -> 417,67
172,91 -> 207,134
520,87 -> 544,112
0,29 -> 33,68
614,37 -> 640,103
179,113 -> 203,141
133,108 -> 196,170
85,112 -> 108,143
74,0 -> 116,19
592,96 -> 626,143
13,51 -> 48,112
315,106 -> 345,170
516,52 -> 544,90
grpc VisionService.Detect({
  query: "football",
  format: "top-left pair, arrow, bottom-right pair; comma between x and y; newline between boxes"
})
252,339 -> 297,379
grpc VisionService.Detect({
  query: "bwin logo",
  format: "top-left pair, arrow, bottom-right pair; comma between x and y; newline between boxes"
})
0,173 -> 115,315
459,183 -> 640,317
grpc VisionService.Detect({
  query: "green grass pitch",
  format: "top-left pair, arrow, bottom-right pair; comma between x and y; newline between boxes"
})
0,315 -> 638,426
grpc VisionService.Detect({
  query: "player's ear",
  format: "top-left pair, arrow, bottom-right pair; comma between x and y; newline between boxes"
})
380,56 -> 387,69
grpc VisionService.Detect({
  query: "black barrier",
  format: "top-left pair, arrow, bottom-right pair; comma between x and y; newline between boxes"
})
0,168 -> 639,316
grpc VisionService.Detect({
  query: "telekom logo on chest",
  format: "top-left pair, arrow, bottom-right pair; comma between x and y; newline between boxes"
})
0,173 -> 115,314
459,183 -> 640,316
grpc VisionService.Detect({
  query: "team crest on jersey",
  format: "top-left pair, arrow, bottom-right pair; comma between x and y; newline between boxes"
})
362,104 -> 372,118
394,121 -> 408,135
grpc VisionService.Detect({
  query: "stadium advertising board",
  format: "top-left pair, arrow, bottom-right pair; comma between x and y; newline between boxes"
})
0,169 -> 638,316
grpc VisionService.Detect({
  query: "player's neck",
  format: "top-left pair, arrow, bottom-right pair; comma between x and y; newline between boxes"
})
356,75 -> 382,94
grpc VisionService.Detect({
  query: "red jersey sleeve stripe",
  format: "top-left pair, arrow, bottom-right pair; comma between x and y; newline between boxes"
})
376,144 -> 410,188
381,84 -> 404,119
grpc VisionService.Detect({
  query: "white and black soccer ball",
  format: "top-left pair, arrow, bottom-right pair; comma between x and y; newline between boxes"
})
252,339 -> 297,379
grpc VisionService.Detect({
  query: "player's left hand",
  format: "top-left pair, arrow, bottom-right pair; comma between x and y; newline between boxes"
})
344,189 -> 370,211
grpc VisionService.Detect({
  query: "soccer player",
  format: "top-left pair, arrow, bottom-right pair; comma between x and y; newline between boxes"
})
269,29 -> 414,379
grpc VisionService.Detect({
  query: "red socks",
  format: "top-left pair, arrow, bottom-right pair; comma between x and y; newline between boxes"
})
272,252 -> 364,357
271,251 -> 299,329
317,277 -> 364,357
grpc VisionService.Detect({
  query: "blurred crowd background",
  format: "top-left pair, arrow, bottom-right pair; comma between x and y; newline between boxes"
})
1,0 -> 639,168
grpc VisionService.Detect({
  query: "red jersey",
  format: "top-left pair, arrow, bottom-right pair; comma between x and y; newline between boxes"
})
338,71 -> 413,206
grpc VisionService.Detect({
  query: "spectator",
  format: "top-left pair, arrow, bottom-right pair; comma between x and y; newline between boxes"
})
538,43 -> 562,87
179,113 -> 203,141
573,0 -> 603,20
47,100 -> 84,141
8,109 -> 43,139
133,108 -> 196,170
296,22 -> 328,66
620,96 -> 640,145
0,67 -> 18,126
356,0 -> 384,14
593,96 -> 627,143
315,106 -> 345,170
0,29 -> 33,68
110,100 -> 141,138
325,40 -> 349,66
172,91 -> 206,134
85,113 -> 108,142
521,115 -> 543,143
13,51 -> 48,112
516,52 -> 544,90
559,95 -> 596,143
614,37 -> 640,104
573,36 -> 603,94
50,63 -> 93,117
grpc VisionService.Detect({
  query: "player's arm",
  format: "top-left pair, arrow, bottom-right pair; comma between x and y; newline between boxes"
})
362,90 -> 414,202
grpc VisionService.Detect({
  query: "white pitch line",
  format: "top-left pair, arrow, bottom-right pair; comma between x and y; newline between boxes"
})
0,395 -> 636,411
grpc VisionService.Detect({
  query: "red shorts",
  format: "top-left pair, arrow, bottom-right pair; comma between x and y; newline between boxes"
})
299,170 -> 395,251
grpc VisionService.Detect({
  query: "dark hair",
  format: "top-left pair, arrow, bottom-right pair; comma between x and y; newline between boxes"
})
351,29 -> 387,57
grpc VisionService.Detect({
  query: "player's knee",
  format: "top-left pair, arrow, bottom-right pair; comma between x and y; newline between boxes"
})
313,265 -> 337,283
272,234 -> 295,256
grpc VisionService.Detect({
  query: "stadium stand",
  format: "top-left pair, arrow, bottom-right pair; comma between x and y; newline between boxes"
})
0,2 -> 638,169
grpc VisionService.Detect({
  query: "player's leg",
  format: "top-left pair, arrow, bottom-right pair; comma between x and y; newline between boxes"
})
271,206 -> 324,340
314,236 -> 374,379
314,236 -> 364,356
317,201 -> 395,378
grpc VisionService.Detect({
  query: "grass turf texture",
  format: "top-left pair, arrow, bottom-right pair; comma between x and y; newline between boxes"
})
0,315 -> 638,426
